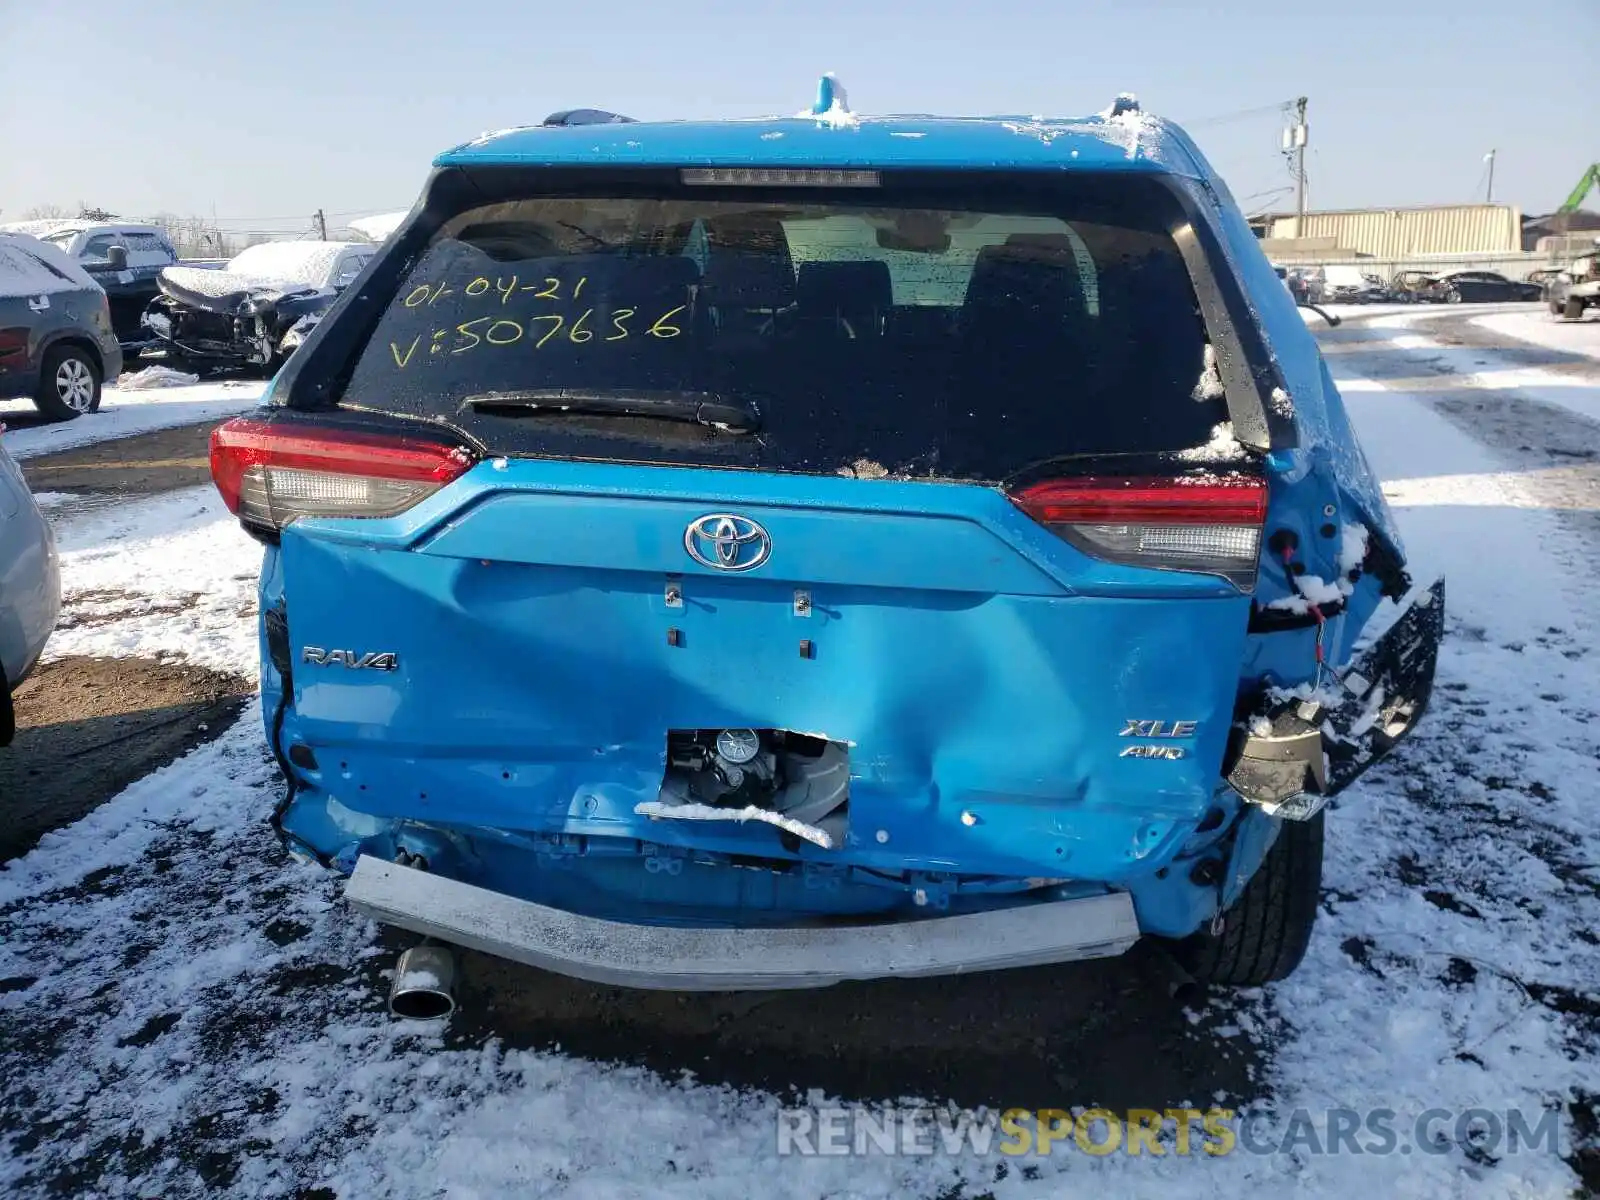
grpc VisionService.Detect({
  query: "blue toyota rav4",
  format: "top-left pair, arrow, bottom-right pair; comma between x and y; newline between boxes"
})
210,83 -> 1442,1008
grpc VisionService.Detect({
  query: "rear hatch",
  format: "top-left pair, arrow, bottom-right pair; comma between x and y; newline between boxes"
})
224,169 -> 1273,878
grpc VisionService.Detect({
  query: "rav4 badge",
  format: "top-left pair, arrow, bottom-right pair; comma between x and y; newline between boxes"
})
301,647 -> 399,671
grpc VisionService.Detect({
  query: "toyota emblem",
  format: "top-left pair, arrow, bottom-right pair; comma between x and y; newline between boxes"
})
684,513 -> 772,572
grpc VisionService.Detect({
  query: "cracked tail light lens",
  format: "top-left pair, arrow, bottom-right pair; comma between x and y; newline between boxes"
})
209,417 -> 475,531
1010,476 -> 1267,591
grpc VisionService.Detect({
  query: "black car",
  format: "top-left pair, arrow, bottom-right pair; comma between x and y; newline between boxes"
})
143,241 -> 375,374
0,234 -> 124,421
1433,271 -> 1544,304
31,223 -> 182,351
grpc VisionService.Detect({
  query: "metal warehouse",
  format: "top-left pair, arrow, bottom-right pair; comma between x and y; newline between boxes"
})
1256,203 -> 1522,257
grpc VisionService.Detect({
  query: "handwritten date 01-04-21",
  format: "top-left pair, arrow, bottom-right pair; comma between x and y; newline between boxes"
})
388,273 -> 687,369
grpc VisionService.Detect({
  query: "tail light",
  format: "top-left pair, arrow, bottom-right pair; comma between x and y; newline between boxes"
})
209,417 -> 476,531
1010,475 -> 1268,590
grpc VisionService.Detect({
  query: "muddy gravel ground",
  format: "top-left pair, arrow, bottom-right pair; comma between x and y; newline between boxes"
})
0,656 -> 252,862
19,421 -> 216,499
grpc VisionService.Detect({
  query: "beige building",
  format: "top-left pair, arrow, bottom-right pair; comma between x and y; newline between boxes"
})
1257,204 -> 1523,259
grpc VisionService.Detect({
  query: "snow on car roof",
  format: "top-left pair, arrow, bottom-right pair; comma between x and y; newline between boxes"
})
0,219 -> 165,239
439,111 -> 1206,177
347,212 -> 406,243
0,218 -> 91,240
0,232 -> 100,295
225,241 -> 363,287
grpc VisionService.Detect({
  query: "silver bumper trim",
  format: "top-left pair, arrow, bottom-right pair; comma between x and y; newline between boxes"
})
344,855 -> 1141,991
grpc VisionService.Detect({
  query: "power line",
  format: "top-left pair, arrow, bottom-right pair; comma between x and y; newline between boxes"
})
1182,99 -> 1296,129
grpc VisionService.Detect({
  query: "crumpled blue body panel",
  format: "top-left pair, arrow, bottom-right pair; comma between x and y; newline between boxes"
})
265,460 -> 1268,936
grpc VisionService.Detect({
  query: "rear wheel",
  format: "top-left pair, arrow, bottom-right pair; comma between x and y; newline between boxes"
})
1551,300 -> 1564,316
1174,811 -> 1324,987
33,344 -> 102,422
1566,298 -> 1586,320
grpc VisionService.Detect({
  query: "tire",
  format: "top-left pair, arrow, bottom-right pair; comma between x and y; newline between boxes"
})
1566,298 -> 1585,321
1174,810 -> 1324,987
1445,289 -> 1462,304
1551,300 -> 1564,316
32,344 -> 102,422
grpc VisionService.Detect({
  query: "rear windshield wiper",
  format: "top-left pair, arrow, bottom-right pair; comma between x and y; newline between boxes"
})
464,388 -> 761,432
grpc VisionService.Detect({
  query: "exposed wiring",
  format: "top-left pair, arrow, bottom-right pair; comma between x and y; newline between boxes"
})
1280,544 -> 1330,686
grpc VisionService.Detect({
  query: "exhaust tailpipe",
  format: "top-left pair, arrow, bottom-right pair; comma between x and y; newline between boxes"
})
388,944 -> 457,1020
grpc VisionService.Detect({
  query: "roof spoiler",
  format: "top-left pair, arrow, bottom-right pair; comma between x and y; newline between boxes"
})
542,109 -> 637,127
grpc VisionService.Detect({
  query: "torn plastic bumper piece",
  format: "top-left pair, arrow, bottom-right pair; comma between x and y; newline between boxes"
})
344,856 -> 1141,990
1230,576 -> 1445,819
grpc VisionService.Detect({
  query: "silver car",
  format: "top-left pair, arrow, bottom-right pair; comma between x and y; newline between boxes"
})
0,439 -> 60,745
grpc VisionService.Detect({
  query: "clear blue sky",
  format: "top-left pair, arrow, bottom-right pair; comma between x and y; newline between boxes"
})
1,0 -> 1593,234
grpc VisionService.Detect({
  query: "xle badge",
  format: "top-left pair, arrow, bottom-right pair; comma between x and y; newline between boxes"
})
1119,719 -> 1197,761
1119,719 -> 1198,738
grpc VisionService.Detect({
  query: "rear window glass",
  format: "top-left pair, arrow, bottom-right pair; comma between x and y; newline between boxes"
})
340,186 -> 1223,480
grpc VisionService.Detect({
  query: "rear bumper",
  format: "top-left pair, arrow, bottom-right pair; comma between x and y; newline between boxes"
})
345,854 -> 1140,990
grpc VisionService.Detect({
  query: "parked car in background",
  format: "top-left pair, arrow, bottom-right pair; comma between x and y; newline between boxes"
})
1356,273 -> 1392,303
0,436 -> 61,747
1549,253 -> 1600,320
0,220 -> 180,351
1287,265 -> 1325,304
1526,267 -> 1569,299
1390,270 -> 1442,303
143,241 -> 375,375
0,233 -> 123,421
1431,271 -> 1543,304
211,87 -> 1442,1008
1320,265 -> 1372,304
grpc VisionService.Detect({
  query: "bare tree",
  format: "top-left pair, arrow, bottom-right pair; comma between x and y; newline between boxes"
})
150,212 -> 236,260
22,203 -> 70,220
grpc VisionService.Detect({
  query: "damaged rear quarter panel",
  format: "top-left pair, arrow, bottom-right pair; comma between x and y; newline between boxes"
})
1170,145 -> 1406,566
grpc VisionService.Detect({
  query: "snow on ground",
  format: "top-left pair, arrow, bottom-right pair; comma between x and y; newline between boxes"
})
1,378 -> 266,459
45,484 -> 262,674
1330,306 -> 1600,425
1473,309 -> 1600,361
0,330 -> 1597,1196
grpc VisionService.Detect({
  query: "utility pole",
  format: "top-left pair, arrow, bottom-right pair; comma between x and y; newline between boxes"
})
314,208 -> 328,240
1290,97 -> 1309,238
1485,149 -> 1497,204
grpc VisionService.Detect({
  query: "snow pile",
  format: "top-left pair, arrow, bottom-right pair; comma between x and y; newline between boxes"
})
347,212 -> 407,243
1338,522 -> 1370,576
1192,343 -> 1227,400
1097,93 -> 1145,159
44,484 -> 262,674
118,365 -> 201,390
1173,420 -> 1246,462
